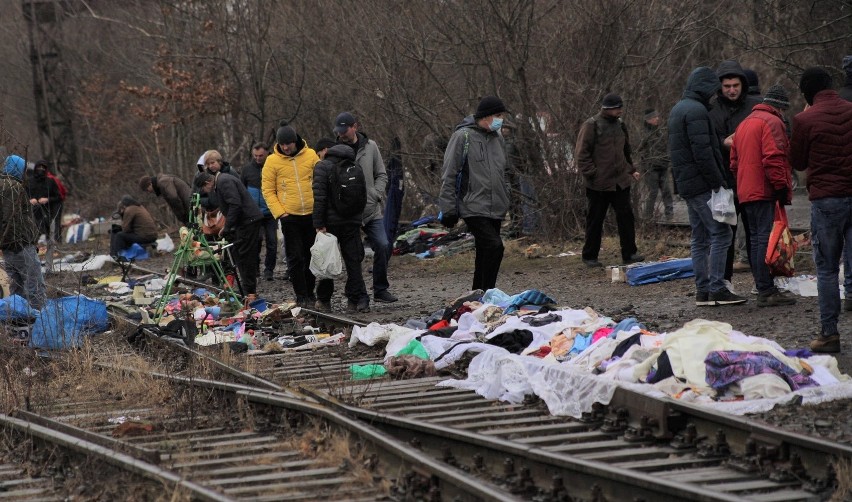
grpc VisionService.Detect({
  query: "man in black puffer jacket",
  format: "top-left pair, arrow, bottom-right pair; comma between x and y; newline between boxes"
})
312,144 -> 370,313
668,67 -> 746,307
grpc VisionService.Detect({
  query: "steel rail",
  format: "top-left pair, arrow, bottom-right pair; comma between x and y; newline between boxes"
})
0,413 -> 234,502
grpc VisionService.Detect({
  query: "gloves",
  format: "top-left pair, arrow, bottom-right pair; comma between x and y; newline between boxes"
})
440,213 -> 459,229
774,187 -> 790,205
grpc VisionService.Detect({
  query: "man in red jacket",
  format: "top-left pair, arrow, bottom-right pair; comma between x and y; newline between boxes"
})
730,85 -> 796,307
790,68 -> 852,353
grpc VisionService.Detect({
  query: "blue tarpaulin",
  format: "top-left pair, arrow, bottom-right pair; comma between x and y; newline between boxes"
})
626,258 -> 694,286
30,295 -> 109,350
0,295 -> 36,321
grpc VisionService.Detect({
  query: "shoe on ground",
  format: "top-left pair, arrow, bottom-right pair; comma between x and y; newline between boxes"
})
750,286 -> 759,295
695,291 -> 714,307
314,299 -> 332,312
757,290 -> 796,307
844,298 -> 852,312
583,259 -> 603,268
732,261 -> 751,273
348,298 -> 370,313
623,253 -> 644,264
282,271 -> 291,282
263,269 -> 274,281
710,288 -> 747,305
374,290 -> 398,303
810,333 -> 840,353
723,279 -> 737,294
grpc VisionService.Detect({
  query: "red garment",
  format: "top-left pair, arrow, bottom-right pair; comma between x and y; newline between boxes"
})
730,104 -> 792,204
428,319 -> 450,331
790,90 -> 852,200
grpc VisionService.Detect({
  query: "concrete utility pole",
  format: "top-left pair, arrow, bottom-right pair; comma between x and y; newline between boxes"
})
22,0 -> 79,179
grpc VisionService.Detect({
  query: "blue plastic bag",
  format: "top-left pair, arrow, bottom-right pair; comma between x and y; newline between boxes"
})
118,243 -> 149,261
30,296 -> 109,349
0,295 -> 36,321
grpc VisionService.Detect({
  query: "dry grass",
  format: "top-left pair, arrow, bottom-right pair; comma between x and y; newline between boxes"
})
832,458 -> 852,502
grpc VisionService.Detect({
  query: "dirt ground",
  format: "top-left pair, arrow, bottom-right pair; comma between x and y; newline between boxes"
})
44,225 -> 852,445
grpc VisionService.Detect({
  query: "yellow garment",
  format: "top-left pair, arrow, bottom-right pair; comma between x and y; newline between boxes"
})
657,319 -> 803,390
261,140 -> 319,218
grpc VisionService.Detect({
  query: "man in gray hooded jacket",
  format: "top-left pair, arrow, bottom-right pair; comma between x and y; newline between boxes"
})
439,96 -> 509,291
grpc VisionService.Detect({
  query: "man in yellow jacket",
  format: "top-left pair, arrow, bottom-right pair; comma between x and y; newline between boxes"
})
261,124 -> 320,307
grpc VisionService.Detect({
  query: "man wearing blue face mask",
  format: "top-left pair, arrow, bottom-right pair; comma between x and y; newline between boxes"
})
439,95 -> 510,291
575,93 -> 643,268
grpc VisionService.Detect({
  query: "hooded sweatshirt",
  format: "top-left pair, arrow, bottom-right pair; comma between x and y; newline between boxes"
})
667,67 -> 727,199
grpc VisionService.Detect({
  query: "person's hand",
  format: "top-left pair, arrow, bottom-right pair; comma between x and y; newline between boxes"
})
29,198 -> 38,205
632,171 -> 641,181
724,134 -> 735,148
38,197 -> 48,204
316,227 -> 326,233
774,187 -> 790,205
440,213 -> 459,229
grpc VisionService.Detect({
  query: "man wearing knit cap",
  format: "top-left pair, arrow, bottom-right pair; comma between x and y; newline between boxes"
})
1,155 -> 46,309
575,93 -> 643,267
790,67 -> 852,353
262,123 -> 320,307
334,112 -> 398,304
710,60 -> 763,291
730,84 -> 796,307
439,95 -> 510,291
638,108 -> 673,221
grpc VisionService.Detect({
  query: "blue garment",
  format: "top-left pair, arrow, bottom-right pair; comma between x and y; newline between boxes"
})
30,295 -> 108,349
810,196 -> 852,336
482,288 -> 512,306
742,200 -> 776,294
569,333 -> 592,354
0,294 -> 36,321
626,258 -> 693,286
504,289 -> 556,314
609,317 -> 645,338
685,190 -> 732,293
246,186 -> 272,217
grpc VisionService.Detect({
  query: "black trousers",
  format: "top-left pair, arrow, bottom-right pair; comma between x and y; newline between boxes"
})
316,224 -> 368,303
464,216 -> 504,291
231,220 -> 262,295
110,231 -> 155,256
582,186 -> 637,261
280,214 -> 316,301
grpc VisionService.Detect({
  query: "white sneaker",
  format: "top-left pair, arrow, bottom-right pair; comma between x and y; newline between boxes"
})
723,280 -> 737,294
750,286 -> 758,295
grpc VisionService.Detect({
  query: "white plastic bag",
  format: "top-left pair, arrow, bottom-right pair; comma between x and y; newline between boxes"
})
156,234 -> 175,253
309,231 -> 343,279
708,188 -> 736,225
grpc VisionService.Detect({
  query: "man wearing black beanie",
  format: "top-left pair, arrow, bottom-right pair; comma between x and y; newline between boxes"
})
790,67 -> 852,353
438,95 -> 510,291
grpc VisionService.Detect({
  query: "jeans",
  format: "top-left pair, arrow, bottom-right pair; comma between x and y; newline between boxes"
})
3,245 -> 46,309
463,216 -> 504,291
742,200 -> 775,294
259,217 -> 278,273
685,191 -> 732,294
362,217 -> 390,294
280,215 -> 316,301
642,169 -> 673,220
582,186 -> 637,261
810,197 -> 852,336
316,224 -> 369,303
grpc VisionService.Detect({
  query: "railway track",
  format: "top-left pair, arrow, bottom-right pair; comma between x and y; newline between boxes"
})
4,265 -> 847,500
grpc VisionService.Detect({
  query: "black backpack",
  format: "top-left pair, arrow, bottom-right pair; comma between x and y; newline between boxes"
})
329,157 -> 367,216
